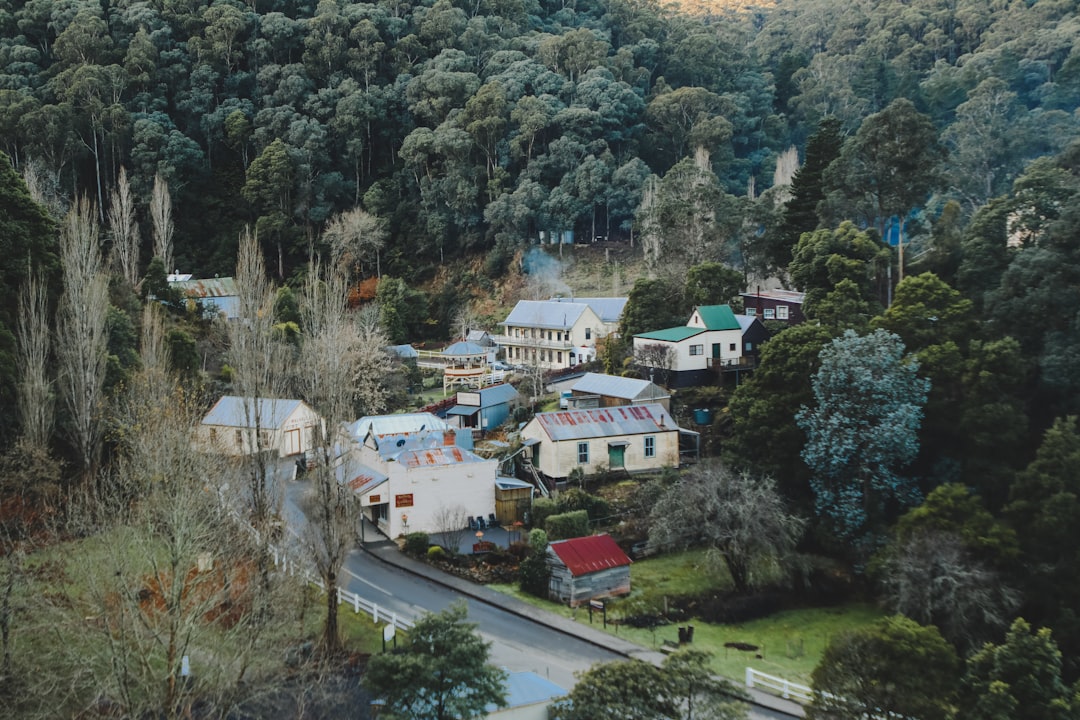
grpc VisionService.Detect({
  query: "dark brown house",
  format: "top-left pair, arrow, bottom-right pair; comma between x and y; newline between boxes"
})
546,534 -> 632,606
740,289 -> 806,325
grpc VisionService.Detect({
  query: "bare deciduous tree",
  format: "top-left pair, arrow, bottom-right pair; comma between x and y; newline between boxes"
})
295,262 -> 361,655
649,462 -> 805,594
229,227 -> 287,531
108,165 -> 141,287
65,373 -> 298,719
354,304 -> 393,416
323,207 -> 387,279
16,274 -> 53,451
879,530 -> 1021,652
57,197 -> 110,483
151,172 -> 174,273
433,504 -> 470,554
635,342 -> 675,388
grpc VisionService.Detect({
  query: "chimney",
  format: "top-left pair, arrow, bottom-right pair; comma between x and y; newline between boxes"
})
443,429 -> 456,447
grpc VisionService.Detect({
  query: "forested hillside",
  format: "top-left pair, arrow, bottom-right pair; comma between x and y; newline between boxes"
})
1,0 -> 1077,281
3,0 -> 1080,714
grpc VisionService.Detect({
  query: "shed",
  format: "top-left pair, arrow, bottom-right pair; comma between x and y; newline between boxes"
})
448,383 -> 520,431
546,534 -> 631,606
571,372 -> 671,411
199,396 -> 322,457
494,476 -> 533,525
170,276 -> 240,320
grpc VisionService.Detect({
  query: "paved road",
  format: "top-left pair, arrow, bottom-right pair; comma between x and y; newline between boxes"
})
338,545 -> 621,690
281,469 -> 801,719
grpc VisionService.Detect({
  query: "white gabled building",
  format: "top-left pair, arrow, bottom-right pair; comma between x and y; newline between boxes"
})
199,396 -> 322,457
520,403 -> 687,480
632,305 -> 767,388
496,297 -> 627,370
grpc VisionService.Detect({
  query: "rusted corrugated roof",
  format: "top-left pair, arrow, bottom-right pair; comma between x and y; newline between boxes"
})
533,403 -> 675,441
397,445 -> 484,468
548,534 -> 631,577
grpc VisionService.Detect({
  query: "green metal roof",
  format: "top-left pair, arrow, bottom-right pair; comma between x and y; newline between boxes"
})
695,305 -> 740,330
634,326 -> 706,342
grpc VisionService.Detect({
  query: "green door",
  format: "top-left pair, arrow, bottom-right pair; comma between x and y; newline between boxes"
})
712,343 -> 721,358
608,444 -> 625,468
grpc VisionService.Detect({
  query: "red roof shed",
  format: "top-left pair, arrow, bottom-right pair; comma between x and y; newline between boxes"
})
546,534 -> 632,606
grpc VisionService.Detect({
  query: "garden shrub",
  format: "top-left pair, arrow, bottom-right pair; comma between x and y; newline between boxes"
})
427,545 -> 446,560
545,510 -> 590,540
403,532 -> 430,556
531,497 -> 557,529
557,488 -> 611,520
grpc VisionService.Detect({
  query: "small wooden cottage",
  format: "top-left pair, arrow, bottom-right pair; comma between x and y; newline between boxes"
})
546,534 -> 631,607
199,396 -> 322,457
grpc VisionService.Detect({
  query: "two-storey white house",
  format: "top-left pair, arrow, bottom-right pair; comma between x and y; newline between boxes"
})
496,297 -> 627,370
632,305 -> 766,388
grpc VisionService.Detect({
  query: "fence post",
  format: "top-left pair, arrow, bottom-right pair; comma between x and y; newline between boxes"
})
354,594 -> 360,613
392,612 -> 398,629
337,586 -> 343,605
745,668 -> 754,689
782,679 -> 790,699
372,603 -> 378,624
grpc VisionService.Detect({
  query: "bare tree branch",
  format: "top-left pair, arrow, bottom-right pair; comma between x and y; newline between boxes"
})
16,273 -> 53,451
150,172 -> 174,273
108,166 -> 141,287
57,197 -> 109,483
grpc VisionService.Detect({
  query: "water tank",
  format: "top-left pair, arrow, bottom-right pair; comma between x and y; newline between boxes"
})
693,408 -> 713,425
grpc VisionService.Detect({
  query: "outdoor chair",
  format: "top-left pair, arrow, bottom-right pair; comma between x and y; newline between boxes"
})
468,516 -> 477,531
477,515 -> 486,530
488,513 -> 498,527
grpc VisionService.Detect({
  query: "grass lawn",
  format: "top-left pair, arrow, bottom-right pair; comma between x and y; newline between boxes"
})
490,548 -> 884,686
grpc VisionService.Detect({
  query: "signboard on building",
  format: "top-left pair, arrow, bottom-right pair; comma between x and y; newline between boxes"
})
395,494 -> 414,508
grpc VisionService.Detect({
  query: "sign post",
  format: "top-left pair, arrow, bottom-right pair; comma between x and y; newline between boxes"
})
590,599 -> 605,628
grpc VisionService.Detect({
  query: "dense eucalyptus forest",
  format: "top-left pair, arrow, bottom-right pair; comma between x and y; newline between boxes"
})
3,0 -> 1080,714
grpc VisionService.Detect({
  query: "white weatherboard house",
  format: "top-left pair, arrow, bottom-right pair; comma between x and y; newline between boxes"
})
633,304 -> 762,388
199,396 -> 322,457
520,404 -> 682,480
496,297 -> 627,370
339,415 -> 497,538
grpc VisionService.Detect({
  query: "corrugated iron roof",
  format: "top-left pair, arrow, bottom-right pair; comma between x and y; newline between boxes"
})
532,403 -> 675,441
634,326 -> 706,342
548,534 -> 631,577
549,296 -> 628,323
739,289 -> 806,304
346,413 -> 450,441
500,300 -> 590,329
693,305 -> 741,330
572,373 -> 669,401
170,276 -> 238,298
202,396 -> 305,429
397,445 -> 485,467
336,462 -> 388,496
442,340 -> 488,357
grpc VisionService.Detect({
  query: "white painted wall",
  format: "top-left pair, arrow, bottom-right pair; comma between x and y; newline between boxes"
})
521,424 -> 679,479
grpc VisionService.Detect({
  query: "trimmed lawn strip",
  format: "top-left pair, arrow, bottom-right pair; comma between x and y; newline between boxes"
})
490,547 -> 884,687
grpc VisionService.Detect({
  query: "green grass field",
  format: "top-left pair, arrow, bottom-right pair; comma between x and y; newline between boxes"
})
491,548 -> 884,685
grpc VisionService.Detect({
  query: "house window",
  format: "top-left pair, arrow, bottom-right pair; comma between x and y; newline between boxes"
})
577,442 -> 589,464
745,307 -> 756,316
557,331 -> 562,341
689,344 -> 703,356
745,342 -> 753,351
234,430 -> 242,446
763,308 -> 776,319
557,351 -> 562,362
644,436 -> 656,458
777,305 -> 789,320
729,343 -> 736,352
548,331 -> 553,340
585,327 -> 592,340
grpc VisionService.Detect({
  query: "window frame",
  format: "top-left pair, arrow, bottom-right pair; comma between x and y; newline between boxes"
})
577,442 -> 589,464
644,435 -> 656,458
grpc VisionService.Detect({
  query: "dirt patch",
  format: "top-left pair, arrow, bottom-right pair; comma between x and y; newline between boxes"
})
724,641 -> 759,652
